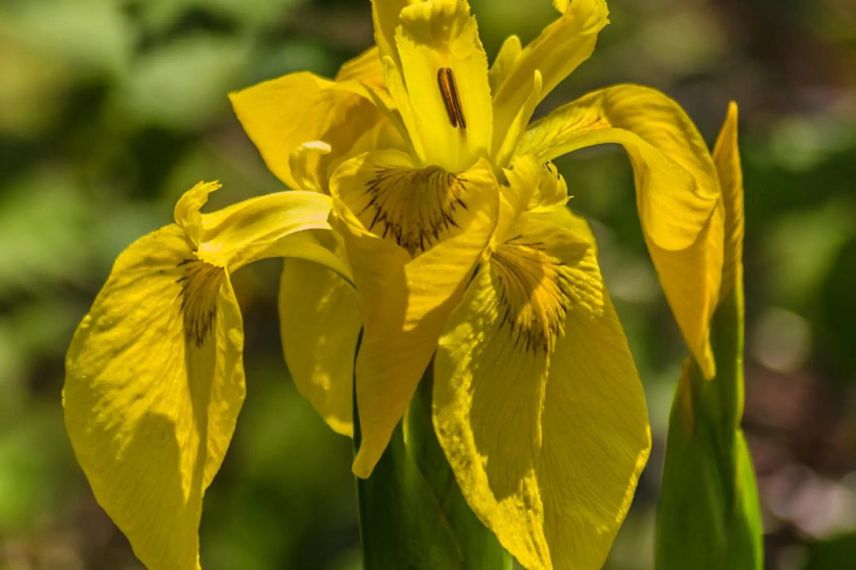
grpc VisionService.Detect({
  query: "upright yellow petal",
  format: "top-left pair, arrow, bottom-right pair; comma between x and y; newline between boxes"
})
494,70 -> 543,168
492,0 -> 609,156
229,67 -> 384,190
520,84 -> 723,378
279,258 -> 361,437
334,46 -> 389,103
330,151 -> 499,477
390,0 -> 493,172
434,206 -> 650,570
488,34 -> 522,94
371,0 -> 416,64
64,182 -> 344,569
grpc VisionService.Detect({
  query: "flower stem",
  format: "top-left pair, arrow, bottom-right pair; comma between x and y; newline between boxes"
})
354,361 -> 513,570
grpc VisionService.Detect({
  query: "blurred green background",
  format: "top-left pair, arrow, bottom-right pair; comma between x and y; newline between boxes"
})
0,0 -> 854,568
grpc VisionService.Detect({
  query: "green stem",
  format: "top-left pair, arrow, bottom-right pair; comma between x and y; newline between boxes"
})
354,362 -> 512,570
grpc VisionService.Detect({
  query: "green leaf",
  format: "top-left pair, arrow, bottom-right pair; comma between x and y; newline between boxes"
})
655,255 -> 764,570
355,362 -> 512,570
656,103 -> 764,570
655,357 -> 763,569
656,271 -> 763,570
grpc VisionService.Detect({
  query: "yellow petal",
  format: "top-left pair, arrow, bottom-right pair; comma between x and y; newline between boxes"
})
371,0 -> 415,64
65,181 -> 347,569
289,141 -> 333,193
713,101 -> 743,301
194,189 -> 336,271
334,46 -> 390,105
330,151 -> 499,477
647,207 -> 723,380
229,71 -> 384,190
520,84 -> 723,377
488,34 -> 522,94
495,154 -> 547,246
64,226 -> 244,570
174,180 -> 222,244
535,161 -> 571,208
391,0 -> 493,172
332,149 -> 495,256
494,70 -> 543,168
488,35 -> 523,93
495,156 -> 572,250
279,258 -> 361,437
434,207 -> 650,570
379,54 -> 425,158
520,84 -> 719,250
492,0 -> 609,155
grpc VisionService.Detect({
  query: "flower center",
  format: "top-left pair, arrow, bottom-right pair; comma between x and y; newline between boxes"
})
176,259 -> 225,346
357,165 -> 470,255
490,239 -> 573,354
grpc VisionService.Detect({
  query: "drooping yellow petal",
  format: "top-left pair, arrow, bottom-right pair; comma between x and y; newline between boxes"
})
492,0 -> 609,157
434,207 -> 650,570
520,84 -> 719,249
330,150 -> 499,477
279,258 -> 361,437
64,225 -> 242,570
390,0 -> 493,172
229,68 -> 384,190
713,101 -> 743,301
520,84 -> 723,377
647,207 -> 723,379
64,181 -> 345,569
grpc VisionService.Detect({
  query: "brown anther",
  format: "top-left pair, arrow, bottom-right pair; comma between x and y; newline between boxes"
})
437,67 -> 466,130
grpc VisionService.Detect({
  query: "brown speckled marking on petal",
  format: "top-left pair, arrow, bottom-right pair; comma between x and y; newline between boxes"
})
358,166 -> 470,256
490,238 -> 574,354
175,259 -> 225,346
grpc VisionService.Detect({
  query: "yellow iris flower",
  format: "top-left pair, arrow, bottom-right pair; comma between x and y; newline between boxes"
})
64,0 -> 726,569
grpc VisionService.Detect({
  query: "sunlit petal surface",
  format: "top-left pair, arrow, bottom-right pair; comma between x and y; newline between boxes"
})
521,84 -> 724,377
434,202 -> 650,570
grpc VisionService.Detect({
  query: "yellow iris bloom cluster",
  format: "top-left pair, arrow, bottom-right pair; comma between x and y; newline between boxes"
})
63,1 -> 742,568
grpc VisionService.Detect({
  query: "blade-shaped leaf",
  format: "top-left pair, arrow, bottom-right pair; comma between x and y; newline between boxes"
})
655,103 -> 763,569
655,345 -> 763,569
